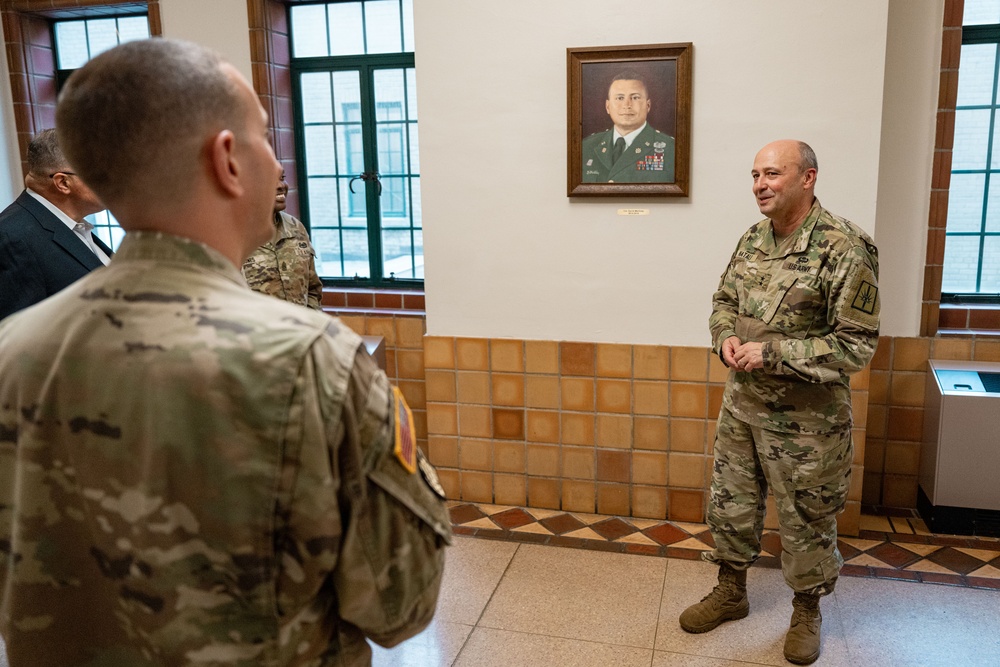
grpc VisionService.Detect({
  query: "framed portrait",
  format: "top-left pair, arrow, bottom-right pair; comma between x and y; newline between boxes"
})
567,43 -> 692,197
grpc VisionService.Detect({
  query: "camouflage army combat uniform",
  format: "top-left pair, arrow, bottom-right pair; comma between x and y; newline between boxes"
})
581,124 -> 675,183
0,232 -> 451,666
243,211 -> 324,309
706,200 -> 879,596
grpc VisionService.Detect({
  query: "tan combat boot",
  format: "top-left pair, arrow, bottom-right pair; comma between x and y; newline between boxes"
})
679,563 -> 749,633
784,592 -> 822,664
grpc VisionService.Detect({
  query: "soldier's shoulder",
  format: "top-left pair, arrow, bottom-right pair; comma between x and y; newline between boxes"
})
815,208 -> 877,256
582,130 -> 610,147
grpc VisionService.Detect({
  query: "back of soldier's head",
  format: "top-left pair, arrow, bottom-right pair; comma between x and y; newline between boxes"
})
55,38 -> 245,219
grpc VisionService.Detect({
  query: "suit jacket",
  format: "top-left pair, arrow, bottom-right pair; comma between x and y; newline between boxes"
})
581,124 -> 675,183
0,190 -> 112,321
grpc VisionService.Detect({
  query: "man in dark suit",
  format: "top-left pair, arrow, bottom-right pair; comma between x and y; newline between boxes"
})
0,128 -> 109,320
582,70 -> 675,183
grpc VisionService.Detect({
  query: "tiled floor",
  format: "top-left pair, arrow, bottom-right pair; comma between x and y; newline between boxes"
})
448,502 -> 1000,590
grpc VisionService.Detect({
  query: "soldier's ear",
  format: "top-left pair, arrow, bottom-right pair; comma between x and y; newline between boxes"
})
801,168 -> 817,189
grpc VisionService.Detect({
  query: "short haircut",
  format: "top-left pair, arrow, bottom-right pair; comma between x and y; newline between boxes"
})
55,38 -> 246,210
26,128 -> 67,176
608,70 -> 649,98
798,141 -> 818,172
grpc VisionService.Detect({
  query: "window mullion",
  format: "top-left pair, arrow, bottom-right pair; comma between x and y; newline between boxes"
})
359,64 -> 384,284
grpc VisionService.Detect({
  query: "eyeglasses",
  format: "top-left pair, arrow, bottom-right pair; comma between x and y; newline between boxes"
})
48,171 -> 76,178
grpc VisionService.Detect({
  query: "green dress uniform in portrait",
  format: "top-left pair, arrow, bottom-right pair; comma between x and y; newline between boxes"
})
582,124 -> 675,183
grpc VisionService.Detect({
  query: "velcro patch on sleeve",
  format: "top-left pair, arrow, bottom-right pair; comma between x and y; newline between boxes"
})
392,386 -> 417,474
840,261 -> 880,330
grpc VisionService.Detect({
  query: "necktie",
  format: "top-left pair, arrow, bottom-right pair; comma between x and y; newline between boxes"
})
74,221 -> 100,257
612,137 -> 626,165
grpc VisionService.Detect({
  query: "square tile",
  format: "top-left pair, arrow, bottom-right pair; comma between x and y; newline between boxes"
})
668,489 -> 705,523
525,375 -> 560,409
670,346 -> 708,381
562,446 -> 595,480
644,522 -> 690,546
457,371 -> 491,405
595,414 -> 632,449
459,405 -> 492,438
494,441 -> 526,474
525,340 -> 559,374
561,377 -> 595,411
633,486 -> 667,519
561,341 -> 596,376
457,337 -> 489,370
634,381 -> 669,416
597,343 -> 632,378
597,484 -> 631,517
492,374 -> 525,407
670,418 -> 706,453
670,383 -> 708,418
539,513 -> 586,535
526,410 -> 560,444
424,336 -> 455,369
635,416 -> 669,451
491,507 -> 536,530
492,408 -> 525,440
425,370 -> 457,403
527,478 -> 561,509
561,413 -> 595,446
526,444 -> 560,476
596,449 -> 630,483
596,379 -> 631,413
562,480 -> 596,512
459,438 -> 492,471
632,451 -> 668,486
491,339 -> 524,372
634,345 -> 670,380
591,517 -> 638,541
427,403 -> 458,436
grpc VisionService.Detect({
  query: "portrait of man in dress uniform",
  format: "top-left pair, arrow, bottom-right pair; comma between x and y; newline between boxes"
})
581,67 -> 676,184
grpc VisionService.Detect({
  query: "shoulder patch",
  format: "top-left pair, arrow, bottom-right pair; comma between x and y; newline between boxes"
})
839,261 -> 880,330
392,386 -> 417,473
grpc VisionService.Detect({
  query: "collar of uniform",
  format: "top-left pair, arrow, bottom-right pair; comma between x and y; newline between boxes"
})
113,231 -> 246,285
752,198 -> 823,258
273,211 -> 300,243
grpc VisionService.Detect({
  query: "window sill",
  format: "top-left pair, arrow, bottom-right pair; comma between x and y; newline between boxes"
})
321,288 -> 425,315
938,304 -> 1000,333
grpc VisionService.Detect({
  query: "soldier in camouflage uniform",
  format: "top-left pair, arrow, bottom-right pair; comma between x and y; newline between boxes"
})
242,170 -> 324,309
679,140 -> 879,665
0,38 -> 450,667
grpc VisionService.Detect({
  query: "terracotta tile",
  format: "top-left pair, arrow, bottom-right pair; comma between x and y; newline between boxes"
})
403,293 -> 425,310
634,381 -> 669,416
596,449 -> 630,483
526,444 -> 560,476
395,316 -> 425,349
458,405 -> 492,438
494,474 -> 527,506
632,451 -> 667,486
670,418 -> 706,453
424,336 -> 455,369
527,478 -> 561,510
426,403 -> 457,436
596,379 -> 631,413
428,435 -> 458,468
851,367 -> 870,391
644,521 -> 687,545
632,486 -> 667,520
634,416 -> 669,451
494,442 -> 526,473
892,337 -> 930,372
596,343 -> 631,378
851,391 -> 869,428
838,504 -> 861,537
540,512 -> 585,535
492,373 -> 525,407
492,408 -> 525,440
971,339 -> 1000,362
525,375 -> 560,409
560,377 -> 594,412
871,336 -> 892,370
889,372 -> 926,408
634,345 -> 670,380
562,446 -> 595,479
707,385 -> 724,417
862,471 -> 883,505
869,370 -> 889,405
384,349 -> 397,377
884,441 -> 921,476
670,382 -> 708,418
437,469 -> 459,498
595,414 -> 632,449
596,486 -> 631,517
366,316 -> 396,345
425,370 -> 456,403
560,341 -> 595,376
867,404 -> 887,440
848,467 -> 864,502
927,547 -> 989,575
561,413 -> 595,446
373,292 -> 402,310
671,346 -> 708,381
562,480 -> 596,513
456,337 -> 489,370
449,503 -> 487,525
412,410 -> 427,441
459,438 -> 492,470
456,371 -> 490,405
969,308 -> 1000,330
525,340 -> 559,374
346,291 -> 374,308
708,353 -> 730,383
882,474 -> 918,509
526,410 -> 560,443
669,453 -> 705,488
339,314 -> 365,335
397,379 -> 426,410
668,489 -> 705,523
491,339 -> 524,372
852,428 -> 866,464
886,407 -> 923,442
460,471 -> 492,503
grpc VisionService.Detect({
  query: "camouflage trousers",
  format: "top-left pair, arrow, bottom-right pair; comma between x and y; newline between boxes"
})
703,406 -> 853,596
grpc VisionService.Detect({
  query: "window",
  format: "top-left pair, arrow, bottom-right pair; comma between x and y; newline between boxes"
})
52,15 -> 150,252
945,0 -> 1000,301
290,0 -> 422,286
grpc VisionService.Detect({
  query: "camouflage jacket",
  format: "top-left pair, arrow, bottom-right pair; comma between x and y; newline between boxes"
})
709,200 -> 880,434
0,232 -> 451,666
243,211 -> 324,309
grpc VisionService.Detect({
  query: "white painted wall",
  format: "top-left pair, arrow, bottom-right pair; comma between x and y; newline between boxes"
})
0,29 -> 22,202
875,0 -> 943,336
415,0 -> 907,345
158,0 -> 253,83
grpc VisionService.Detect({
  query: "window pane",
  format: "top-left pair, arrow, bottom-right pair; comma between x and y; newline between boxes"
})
982,236 -> 1000,291
329,2 -> 365,56
339,177 -> 368,232
953,109 -> 993,169
380,176 -> 408,222
312,228 -> 344,277
54,22 -> 89,69
408,123 -> 420,173
986,176 -> 1000,231
86,19 -> 119,59
336,124 -> 363,175
402,0 -> 415,52
377,125 -> 407,175
341,229 -> 371,278
406,68 -> 418,119
117,16 -> 150,43
942,236 -> 982,292
307,178 -> 340,227
382,228 -> 419,278
957,44 -> 998,106
374,69 -> 406,119
301,73 -> 333,124
365,0 -> 402,54
411,176 -> 422,229
304,125 -> 336,175
332,71 -> 362,122
965,0 -> 1000,26
947,173 -> 987,232
292,4 -> 329,57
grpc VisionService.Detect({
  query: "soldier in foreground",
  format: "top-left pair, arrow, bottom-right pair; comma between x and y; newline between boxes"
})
0,38 -> 450,666
680,140 -> 879,665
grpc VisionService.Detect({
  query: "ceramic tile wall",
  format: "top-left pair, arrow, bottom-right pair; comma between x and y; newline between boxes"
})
423,336 -> 870,533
